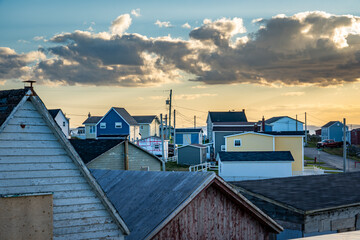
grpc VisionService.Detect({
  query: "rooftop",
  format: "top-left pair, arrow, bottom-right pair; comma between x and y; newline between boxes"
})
113,107 -> 138,125
218,151 -> 294,162
0,89 -> 28,127
232,171 -> 360,212
82,116 -> 102,124
133,115 -> 157,124
208,111 -> 247,123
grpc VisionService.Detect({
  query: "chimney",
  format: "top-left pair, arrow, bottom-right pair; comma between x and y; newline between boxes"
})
262,116 -> 265,132
23,80 -> 36,96
88,112 -> 91,118
242,109 -> 245,113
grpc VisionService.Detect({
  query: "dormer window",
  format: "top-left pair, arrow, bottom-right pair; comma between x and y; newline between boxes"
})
115,122 -> 122,128
100,122 -> 106,129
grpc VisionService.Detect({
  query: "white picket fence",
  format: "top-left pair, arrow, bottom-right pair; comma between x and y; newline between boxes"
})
189,162 -> 218,172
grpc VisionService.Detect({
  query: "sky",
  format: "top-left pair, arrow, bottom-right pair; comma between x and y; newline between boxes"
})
1,0 -> 360,130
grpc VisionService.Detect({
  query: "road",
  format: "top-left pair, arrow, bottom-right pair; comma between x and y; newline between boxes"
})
304,147 -> 360,172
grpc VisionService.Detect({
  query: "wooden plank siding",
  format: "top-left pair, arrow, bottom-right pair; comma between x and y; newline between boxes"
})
0,101 -> 124,240
153,184 -> 272,240
87,142 -> 161,171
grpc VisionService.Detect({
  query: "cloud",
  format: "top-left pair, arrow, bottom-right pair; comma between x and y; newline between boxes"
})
281,91 -> 305,96
0,47 -> 45,82
155,20 -> 172,28
131,8 -> 141,17
182,23 -> 191,29
33,36 -> 45,41
191,85 -> 208,89
174,93 -> 217,100
110,14 -> 132,35
5,11 -> 360,88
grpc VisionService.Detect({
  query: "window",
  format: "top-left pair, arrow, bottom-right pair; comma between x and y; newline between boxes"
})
221,145 -> 226,151
140,125 -> 143,129
234,139 -> 241,147
89,126 -> 95,134
154,144 -> 160,150
63,121 -> 65,127
115,122 -> 122,128
100,122 -> 106,129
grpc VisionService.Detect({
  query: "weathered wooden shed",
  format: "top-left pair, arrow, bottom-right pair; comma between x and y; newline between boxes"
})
0,88 -> 129,239
70,139 -> 164,171
91,169 -> 283,240
177,143 -> 207,166
231,172 -> 360,239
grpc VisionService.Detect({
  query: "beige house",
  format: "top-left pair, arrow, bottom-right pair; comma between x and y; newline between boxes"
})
133,115 -> 160,138
82,114 -> 102,139
70,139 -> 164,171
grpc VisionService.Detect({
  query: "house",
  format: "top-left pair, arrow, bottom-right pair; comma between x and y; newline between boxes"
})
315,129 -> 321,136
232,172 -> 360,239
0,88 -> 129,239
91,170 -> 283,240
83,114 -> 102,139
135,136 -> 169,160
351,128 -> 360,145
175,128 -> 203,145
177,144 -> 207,166
48,109 -> 70,138
96,107 -> 140,141
133,115 -> 160,138
224,132 -> 305,174
321,121 -> 350,142
217,151 -> 294,181
265,116 -> 304,131
206,110 -> 248,142
70,139 -> 164,171
70,126 -> 85,139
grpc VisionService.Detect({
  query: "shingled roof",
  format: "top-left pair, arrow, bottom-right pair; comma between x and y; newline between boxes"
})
48,109 -> 61,119
82,116 -> 102,124
232,172 -> 360,212
0,89 -> 28,127
208,111 -> 247,123
175,128 -> 203,133
322,121 -> 340,128
218,151 -> 294,162
265,116 -> 304,124
70,139 -> 124,164
133,115 -> 157,124
113,107 -> 138,125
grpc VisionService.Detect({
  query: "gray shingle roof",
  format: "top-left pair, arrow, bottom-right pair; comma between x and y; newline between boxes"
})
265,116 -> 304,124
90,170 -> 213,240
263,131 -> 305,136
322,121 -> 339,128
70,139 -> 123,164
0,89 -> 28,127
82,116 -> 102,124
209,111 -> 247,122
175,128 -> 203,133
133,115 -> 157,124
48,109 -> 60,119
113,107 -> 138,125
218,151 -> 294,162
232,172 -> 360,212
213,126 -> 254,131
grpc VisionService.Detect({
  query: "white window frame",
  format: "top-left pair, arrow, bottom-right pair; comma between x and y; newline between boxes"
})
234,139 -> 242,147
115,122 -> 122,128
221,145 -> 226,151
154,144 -> 160,150
89,126 -> 95,134
100,122 -> 106,129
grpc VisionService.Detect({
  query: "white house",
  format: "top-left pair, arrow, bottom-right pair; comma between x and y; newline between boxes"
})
265,116 -> 304,132
133,115 -> 160,138
0,88 -> 129,239
217,151 -> 294,181
136,136 -> 168,160
48,109 -> 70,138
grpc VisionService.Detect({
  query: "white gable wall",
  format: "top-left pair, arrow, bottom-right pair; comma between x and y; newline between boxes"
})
54,111 -> 69,139
0,101 -> 124,239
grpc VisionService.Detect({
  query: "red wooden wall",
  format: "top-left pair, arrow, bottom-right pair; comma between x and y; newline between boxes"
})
152,184 -> 273,240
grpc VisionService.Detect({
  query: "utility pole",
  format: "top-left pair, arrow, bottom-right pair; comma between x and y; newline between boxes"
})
194,115 -> 196,128
165,114 -> 168,139
160,114 -> 165,171
168,89 -> 172,141
173,109 -> 176,146
305,112 -> 307,146
343,118 -> 347,173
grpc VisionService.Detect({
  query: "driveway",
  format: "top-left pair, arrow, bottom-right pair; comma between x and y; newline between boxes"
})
304,147 -> 360,172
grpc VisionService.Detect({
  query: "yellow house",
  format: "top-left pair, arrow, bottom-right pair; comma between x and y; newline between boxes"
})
224,132 -> 304,172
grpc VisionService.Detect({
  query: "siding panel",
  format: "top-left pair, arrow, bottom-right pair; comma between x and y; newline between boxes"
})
0,101 -> 124,240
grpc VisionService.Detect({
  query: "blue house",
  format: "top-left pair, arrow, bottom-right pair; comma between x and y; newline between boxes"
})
175,128 -> 203,145
96,107 -> 140,141
321,121 -> 350,142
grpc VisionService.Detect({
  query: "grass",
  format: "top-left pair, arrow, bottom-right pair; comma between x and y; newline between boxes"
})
304,156 -> 314,160
322,147 -> 360,162
165,161 -> 189,171
305,141 -> 317,148
307,164 -> 338,171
